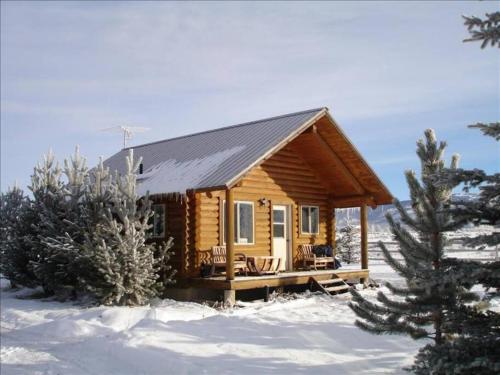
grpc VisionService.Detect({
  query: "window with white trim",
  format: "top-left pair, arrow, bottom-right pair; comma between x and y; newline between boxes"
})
301,205 -> 319,234
222,201 -> 254,245
149,204 -> 166,238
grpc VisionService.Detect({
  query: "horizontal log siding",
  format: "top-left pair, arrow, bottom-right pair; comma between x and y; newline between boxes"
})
260,146 -> 330,268
148,196 -> 186,278
193,144 -> 331,272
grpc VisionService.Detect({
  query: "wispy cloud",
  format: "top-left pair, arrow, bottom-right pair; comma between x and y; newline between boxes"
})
1,1 -> 498,197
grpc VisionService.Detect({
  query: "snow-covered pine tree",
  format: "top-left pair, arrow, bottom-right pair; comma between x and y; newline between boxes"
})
76,157 -> 114,294
336,223 -> 359,264
409,19 -> 500,374
413,125 -> 500,374
36,147 -> 90,298
0,185 -> 38,287
348,129 -> 480,368
83,149 -> 175,306
28,149 -> 66,294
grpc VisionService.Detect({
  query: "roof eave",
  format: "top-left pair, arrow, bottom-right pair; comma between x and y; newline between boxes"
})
224,107 -> 328,189
323,111 -> 394,203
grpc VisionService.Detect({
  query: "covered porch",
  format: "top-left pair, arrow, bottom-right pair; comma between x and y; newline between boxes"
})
219,185 -> 371,303
182,112 -> 392,304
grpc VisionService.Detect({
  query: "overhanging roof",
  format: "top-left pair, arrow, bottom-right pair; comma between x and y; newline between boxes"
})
103,107 -> 393,206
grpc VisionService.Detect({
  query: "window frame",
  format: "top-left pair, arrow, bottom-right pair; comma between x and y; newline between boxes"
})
222,200 -> 255,245
300,205 -> 320,235
149,203 -> 166,239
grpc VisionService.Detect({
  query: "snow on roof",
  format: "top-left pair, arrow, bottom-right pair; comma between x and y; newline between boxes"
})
136,146 -> 246,196
103,108 -> 326,195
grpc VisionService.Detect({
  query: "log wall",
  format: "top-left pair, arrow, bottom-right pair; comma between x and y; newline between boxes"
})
190,143 -> 333,273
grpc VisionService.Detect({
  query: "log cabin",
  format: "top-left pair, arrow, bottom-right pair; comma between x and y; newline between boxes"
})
104,107 -> 393,303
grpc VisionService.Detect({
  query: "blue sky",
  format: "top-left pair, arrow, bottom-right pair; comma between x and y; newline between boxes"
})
1,1 -> 498,199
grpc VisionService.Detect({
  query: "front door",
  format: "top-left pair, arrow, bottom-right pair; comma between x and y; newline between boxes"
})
272,205 -> 290,271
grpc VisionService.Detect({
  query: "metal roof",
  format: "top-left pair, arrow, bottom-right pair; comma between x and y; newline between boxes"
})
103,108 -> 327,195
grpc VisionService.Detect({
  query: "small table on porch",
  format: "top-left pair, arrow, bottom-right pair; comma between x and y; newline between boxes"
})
246,256 -> 282,276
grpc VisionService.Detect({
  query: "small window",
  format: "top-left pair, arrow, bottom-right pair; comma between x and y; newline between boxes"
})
301,205 -> 319,234
149,204 -> 165,238
222,201 -> 254,245
273,209 -> 285,238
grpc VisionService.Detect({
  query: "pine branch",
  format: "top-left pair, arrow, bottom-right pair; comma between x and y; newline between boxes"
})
463,12 -> 500,48
378,240 -> 417,279
469,122 -> 500,141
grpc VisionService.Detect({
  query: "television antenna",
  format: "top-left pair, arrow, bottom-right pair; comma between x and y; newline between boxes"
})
100,126 -> 151,148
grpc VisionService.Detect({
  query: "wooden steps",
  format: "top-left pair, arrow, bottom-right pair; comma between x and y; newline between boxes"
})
309,275 -> 350,295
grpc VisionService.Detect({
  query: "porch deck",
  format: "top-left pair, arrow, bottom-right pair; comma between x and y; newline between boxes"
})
192,268 -> 369,291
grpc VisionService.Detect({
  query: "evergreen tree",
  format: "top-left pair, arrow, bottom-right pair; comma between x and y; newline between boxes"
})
30,148 -> 89,298
415,125 -> 500,375
336,223 -> 359,264
82,149 -> 175,306
348,130 -> 480,363
28,150 -> 65,294
2,147 -> 176,304
0,186 -> 38,287
408,17 -> 500,373
75,157 -> 115,294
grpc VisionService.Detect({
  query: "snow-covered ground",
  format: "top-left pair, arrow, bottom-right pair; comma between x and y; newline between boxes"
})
0,263 -> 421,375
2,228 -> 497,375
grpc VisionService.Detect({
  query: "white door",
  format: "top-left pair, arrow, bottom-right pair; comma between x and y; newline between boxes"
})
272,205 -> 289,271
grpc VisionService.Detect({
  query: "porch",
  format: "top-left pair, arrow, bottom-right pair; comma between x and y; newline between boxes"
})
219,186 -> 371,303
192,268 -> 369,291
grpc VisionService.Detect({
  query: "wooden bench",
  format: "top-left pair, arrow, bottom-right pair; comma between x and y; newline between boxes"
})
211,246 -> 248,276
246,256 -> 281,276
299,244 -> 334,270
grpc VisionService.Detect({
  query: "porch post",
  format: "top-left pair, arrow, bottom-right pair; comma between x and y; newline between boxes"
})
360,203 -> 368,273
225,188 -> 235,281
329,202 -> 336,257
291,204 -> 297,271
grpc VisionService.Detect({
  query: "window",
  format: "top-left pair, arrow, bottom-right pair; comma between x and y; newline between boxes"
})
148,204 -> 166,238
273,209 -> 285,238
301,205 -> 319,234
222,201 -> 254,245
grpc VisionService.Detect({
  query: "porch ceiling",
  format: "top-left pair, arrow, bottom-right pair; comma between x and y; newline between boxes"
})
288,115 -> 393,208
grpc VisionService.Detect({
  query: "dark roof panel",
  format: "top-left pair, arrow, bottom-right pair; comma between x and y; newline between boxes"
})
103,108 -> 326,195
